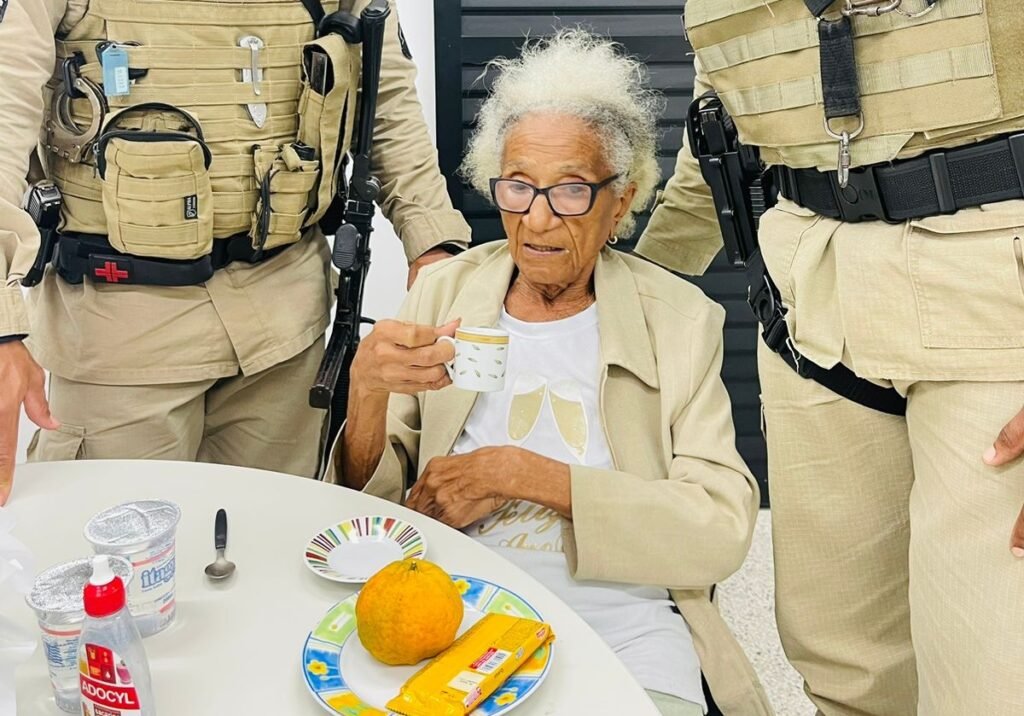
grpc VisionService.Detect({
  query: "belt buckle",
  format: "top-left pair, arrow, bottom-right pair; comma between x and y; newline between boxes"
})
827,166 -> 893,223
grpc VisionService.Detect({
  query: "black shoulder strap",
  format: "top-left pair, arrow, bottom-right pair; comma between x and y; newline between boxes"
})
299,0 -> 326,29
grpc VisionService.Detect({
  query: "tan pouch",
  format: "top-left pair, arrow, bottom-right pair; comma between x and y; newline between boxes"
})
96,103 -> 214,260
251,143 -> 321,252
296,33 -> 360,227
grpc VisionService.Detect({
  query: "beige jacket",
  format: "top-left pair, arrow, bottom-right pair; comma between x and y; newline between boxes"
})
331,242 -> 772,714
0,0 -> 469,383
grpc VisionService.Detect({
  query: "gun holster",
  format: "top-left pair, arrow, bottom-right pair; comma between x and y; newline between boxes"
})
686,92 -> 776,268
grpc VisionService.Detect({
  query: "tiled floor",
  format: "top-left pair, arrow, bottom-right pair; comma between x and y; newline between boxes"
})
717,510 -> 816,716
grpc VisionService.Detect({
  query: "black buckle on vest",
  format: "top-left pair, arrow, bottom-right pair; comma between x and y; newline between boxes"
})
828,165 -> 895,223
747,255 -> 789,354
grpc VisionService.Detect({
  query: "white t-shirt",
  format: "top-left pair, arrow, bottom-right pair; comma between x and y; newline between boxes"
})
453,306 -> 706,710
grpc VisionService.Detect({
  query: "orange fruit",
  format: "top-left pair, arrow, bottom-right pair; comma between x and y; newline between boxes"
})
355,559 -> 464,665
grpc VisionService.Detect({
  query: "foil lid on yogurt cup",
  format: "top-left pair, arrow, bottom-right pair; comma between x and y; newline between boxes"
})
26,556 -> 133,616
84,500 -> 181,551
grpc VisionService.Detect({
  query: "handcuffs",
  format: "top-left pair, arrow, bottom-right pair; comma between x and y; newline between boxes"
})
44,52 -> 108,164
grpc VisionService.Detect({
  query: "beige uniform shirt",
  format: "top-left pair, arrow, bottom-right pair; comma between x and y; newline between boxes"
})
0,0 -> 470,384
638,21 -> 1024,383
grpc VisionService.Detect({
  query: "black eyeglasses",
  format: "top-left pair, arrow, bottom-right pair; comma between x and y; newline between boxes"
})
489,175 -> 620,217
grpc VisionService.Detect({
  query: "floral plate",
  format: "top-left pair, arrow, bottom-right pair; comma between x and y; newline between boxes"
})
302,575 -> 554,715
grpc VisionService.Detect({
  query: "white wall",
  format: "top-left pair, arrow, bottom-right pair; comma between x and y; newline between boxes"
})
15,0 -> 437,461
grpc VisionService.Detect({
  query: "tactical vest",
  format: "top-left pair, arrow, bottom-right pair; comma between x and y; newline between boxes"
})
684,0 -> 1024,170
43,0 -> 366,260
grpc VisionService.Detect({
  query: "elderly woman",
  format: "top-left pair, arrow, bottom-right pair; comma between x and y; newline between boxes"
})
332,31 -> 768,716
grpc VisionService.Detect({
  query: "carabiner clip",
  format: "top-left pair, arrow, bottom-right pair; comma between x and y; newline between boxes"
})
843,0 -> 902,17
896,0 -> 937,19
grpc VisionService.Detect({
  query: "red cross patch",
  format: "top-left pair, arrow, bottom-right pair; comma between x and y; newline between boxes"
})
94,261 -> 129,283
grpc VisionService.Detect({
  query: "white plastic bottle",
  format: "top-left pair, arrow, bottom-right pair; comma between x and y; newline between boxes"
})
78,555 -> 156,715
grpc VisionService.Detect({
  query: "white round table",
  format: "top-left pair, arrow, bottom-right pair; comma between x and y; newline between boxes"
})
2,461 -> 660,715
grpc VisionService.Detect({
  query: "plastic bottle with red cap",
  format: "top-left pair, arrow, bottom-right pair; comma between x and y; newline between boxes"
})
79,555 -> 156,715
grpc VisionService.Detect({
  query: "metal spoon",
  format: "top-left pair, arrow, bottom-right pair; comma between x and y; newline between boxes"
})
204,508 -> 236,580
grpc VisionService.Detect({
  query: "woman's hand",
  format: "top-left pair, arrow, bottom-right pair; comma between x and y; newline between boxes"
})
340,319 -> 458,490
406,448 -> 508,528
351,319 -> 458,397
983,405 -> 1024,557
406,446 -> 572,529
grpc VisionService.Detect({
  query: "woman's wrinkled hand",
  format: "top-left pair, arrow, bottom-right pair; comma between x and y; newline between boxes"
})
351,319 -> 459,397
405,447 -> 511,529
982,404 -> 1024,557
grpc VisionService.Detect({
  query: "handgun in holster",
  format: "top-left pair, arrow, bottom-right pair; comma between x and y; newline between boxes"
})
686,92 -> 788,351
686,91 -> 777,269
21,181 -> 63,287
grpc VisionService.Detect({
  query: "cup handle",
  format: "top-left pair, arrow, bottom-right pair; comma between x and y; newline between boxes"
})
436,335 -> 456,380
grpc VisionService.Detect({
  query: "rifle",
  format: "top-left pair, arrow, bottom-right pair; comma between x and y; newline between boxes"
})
309,0 -> 391,470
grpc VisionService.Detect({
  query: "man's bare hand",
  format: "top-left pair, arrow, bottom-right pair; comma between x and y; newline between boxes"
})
407,247 -> 455,289
0,341 -> 59,504
982,404 -> 1024,557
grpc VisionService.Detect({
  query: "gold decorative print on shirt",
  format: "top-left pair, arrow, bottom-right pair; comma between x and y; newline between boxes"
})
505,374 -> 590,461
474,500 -> 565,552
548,379 -> 589,461
507,374 -> 546,442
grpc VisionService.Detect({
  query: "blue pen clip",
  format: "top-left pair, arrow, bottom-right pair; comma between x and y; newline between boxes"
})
101,44 -> 131,98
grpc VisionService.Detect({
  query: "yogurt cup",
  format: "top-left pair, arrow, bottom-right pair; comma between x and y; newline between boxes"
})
26,556 -> 133,713
84,500 -> 181,637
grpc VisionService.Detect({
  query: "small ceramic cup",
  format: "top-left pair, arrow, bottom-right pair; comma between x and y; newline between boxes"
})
437,327 -> 510,392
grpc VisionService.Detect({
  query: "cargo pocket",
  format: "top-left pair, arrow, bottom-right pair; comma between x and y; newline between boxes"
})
96,103 -> 214,260
250,143 -> 321,252
908,208 -> 1024,349
757,199 -> 822,310
296,33 -> 360,226
27,424 -> 86,462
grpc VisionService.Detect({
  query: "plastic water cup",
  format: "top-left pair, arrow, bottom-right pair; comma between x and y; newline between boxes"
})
26,557 -> 133,713
84,500 -> 181,638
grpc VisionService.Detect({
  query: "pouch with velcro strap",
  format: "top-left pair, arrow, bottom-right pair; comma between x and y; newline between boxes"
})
250,143 -> 321,253
296,33 -> 361,227
96,102 -> 214,260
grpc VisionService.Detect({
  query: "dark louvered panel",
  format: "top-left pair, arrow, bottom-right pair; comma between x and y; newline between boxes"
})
434,1 -> 768,504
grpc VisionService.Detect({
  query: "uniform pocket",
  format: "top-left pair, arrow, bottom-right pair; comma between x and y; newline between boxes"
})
250,143 -> 321,252
297,34 -> 359,226
97,104 -> 214,260
27,424 -> 86,462
908,208 -> 1024,349
757,198 -> 822,309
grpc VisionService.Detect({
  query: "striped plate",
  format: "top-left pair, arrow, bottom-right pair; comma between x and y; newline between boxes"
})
304,516 -> 427,583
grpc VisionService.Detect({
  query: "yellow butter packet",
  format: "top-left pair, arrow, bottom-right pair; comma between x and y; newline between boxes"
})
386,613 -> 555,716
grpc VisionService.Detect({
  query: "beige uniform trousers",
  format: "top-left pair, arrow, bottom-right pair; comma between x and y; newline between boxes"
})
27,338 -> 325,478
759,339 -> 1024,716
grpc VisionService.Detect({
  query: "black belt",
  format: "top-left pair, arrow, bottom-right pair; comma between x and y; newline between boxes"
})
54,232 -> 293,286
773,131 -> 1024,223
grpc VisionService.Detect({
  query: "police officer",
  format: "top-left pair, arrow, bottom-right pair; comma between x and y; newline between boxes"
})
637,1 -> 1024,714
0,0 -> 470,503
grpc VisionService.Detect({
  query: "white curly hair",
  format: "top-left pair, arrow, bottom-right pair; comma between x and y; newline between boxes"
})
461,29 -> 663,237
